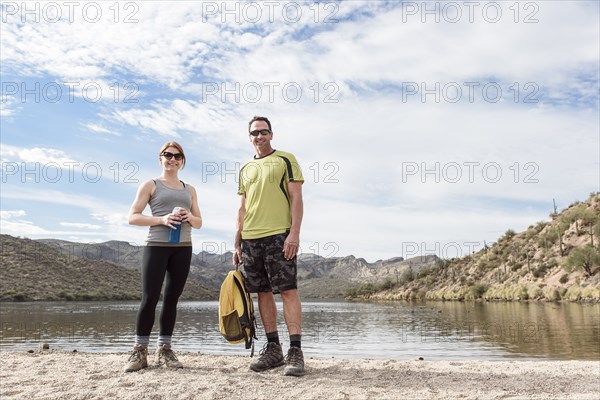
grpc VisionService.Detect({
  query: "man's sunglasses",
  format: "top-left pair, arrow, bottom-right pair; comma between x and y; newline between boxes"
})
249,129 -> 272,137
162,151 -> 183,161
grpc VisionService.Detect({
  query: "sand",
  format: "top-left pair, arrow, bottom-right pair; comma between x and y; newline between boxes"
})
0,351 -> 598,400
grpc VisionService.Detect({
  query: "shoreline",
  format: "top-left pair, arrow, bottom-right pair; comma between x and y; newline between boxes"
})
348,296 -> 600,304
2,297 -> 600,303
1,351 -> 598,399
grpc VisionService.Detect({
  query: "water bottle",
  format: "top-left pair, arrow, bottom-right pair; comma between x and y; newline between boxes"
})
168,207 -> 183,243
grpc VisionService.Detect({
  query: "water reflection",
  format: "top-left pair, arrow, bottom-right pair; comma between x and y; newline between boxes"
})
0,301 -> 598,360
421,301 -> 600,360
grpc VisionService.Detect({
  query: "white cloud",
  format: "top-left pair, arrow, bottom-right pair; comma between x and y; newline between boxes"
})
0,210 -> 27,219
59,222 -> 101,229
0,219 -> 112,238
2,2 -> 597,100
0,219 -> 51,236
0,144 -> 150,186
0,3 -> 222,88
0,186 -> 146,244
1,1 -> 598,261
0,94 -> 19,118
0,144 -> 77,165
83,123 -> 121,136
0,209 -> 102,237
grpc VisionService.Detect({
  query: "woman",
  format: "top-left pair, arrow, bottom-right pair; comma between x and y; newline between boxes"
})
124,141 -> 202,372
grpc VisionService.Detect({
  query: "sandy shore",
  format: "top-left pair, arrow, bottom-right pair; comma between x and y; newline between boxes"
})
0,351 -> 598,400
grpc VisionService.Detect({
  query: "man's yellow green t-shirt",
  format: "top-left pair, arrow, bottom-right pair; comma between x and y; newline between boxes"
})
238,150 -> 304,239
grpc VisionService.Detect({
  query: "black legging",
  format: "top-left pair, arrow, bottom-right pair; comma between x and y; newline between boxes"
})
136,246 -> 192,336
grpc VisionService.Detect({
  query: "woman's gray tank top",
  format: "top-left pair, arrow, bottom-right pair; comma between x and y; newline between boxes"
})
146,179 -> 193,245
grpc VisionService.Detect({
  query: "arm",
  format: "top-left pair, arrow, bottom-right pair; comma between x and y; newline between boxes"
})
232,195 -> 246,266
181,185 -> 203,229
128,180 -> 162,227
284,181 -> 304,260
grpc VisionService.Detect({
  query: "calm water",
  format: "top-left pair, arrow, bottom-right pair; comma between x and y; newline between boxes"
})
0,300 -> 598,360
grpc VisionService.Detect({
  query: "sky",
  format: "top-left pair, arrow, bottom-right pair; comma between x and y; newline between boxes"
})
1,0 -> 599,262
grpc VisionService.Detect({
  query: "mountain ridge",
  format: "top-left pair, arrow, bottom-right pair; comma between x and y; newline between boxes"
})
1,236 -> 435,301
0,235 -> 216,301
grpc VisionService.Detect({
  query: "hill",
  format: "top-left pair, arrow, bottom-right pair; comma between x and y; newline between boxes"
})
296,253 -> 437,298
353,193 -> 600,302
0,235 -> 216,301
3,237 -> 437,301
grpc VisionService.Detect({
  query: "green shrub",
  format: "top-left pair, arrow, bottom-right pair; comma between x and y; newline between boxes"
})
528,285 -> 542,299
565,286 -> 582,301
535,221 -> 548,233
566,245 -> 600,276
538,230 -> 558,247
543,287 -> 561,301
12,292 -> 26,301
559,273 -> 569,284
417,267 -> 431,279
344,278 -> 398,298
478,260 -> 496,271
380,279 -> 395,291
533,264 -> 549,278
563,204 -> 596,234
469,283 -> 487,299
400,267 -> 414,284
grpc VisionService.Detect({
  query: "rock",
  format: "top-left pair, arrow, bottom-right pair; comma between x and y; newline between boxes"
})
40,343 -> 50,351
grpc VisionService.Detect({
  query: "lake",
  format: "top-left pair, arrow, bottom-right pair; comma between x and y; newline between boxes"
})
1,300 -> 598,360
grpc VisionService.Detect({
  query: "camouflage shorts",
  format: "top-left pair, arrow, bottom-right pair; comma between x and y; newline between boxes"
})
241,232 -> 297,294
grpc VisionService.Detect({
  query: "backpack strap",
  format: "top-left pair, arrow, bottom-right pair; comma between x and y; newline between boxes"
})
247,289 -> 257,357
233,274 -> 253,351
237,266 -> 256,356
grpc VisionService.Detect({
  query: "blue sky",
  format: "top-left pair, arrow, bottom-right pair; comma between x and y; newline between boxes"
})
1,1 -> 599,262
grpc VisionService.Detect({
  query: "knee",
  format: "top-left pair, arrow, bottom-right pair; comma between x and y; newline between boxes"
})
162,291 -> 183,306
257,291 -> 275,300
140,293 -> 160,309
280,289 -> 300,302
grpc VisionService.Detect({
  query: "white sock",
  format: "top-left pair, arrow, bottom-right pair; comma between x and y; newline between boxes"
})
157,335 -> 172,347
135,335 -> 150,347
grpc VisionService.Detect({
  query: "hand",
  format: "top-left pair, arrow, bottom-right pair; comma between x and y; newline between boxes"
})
178,208 -> 191,223
162,211 -> 182,229
233,247 -> 242,267
283,231 -> 300,260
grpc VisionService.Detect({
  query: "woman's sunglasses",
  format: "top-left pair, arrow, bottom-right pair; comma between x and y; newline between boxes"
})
162,151 -> 183,161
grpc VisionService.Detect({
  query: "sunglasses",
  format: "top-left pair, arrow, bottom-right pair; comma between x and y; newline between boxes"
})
249,129 -> 272,137
162,151 -> 183,161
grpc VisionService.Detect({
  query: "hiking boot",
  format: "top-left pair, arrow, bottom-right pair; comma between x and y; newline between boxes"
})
249,342 -> 284,372
284,346 -> 305,376
123,345 -> 148,372
155,344 -> 183,369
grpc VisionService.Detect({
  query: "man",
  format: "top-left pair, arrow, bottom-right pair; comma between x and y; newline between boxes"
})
233,115 -> 305,377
